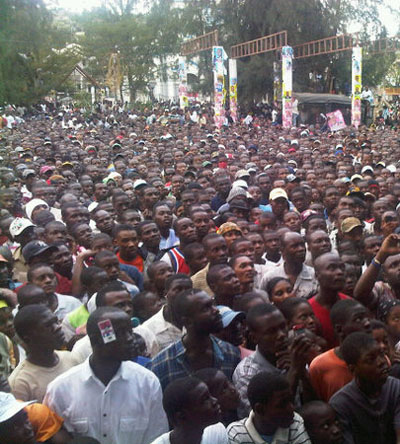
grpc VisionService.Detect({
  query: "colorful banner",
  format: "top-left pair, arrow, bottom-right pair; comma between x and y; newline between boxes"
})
212,46 -> 227,128
326,109 -> 347,131
351,46 -> 362,128
229,59 -> 238,122
282,46 -> 293,128
178,56 -> 188,110
273,61 -> 280,104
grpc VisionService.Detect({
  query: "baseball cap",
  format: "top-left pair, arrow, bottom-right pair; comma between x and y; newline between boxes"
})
217,222 -> 242,237
22,240 -> 58,263
361,165 -> 373,174
341,217 -> 362,233
217,305 -> 245,328
269,188 -> 288,201
39,165 -> 55,175
286,174 -> 299,183
235,169 -> 250,180
290,140 -> 299,146
15,146 -> 25,153
133,179 -> 148,190
22,169 -> 35,179
0,392 -> 34,423
9,218 -> 35,238
351,174 -> 363,182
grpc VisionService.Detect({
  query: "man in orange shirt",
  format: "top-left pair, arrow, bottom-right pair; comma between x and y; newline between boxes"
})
113,224 -> 144,273
309,299 -> 372,401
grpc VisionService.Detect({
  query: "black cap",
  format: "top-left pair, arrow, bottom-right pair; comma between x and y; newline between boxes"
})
22,241 -> 57,263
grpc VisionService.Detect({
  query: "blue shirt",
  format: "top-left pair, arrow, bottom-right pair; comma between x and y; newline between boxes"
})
119,264 -> 144,291
147,336 -> 241,390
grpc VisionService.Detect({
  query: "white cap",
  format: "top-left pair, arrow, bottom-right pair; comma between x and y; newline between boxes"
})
133,179 -> 148,189
0,392 -> 34,423
361,165 -> 374,174
387,164 -> 396,173
232,179 -> 249,189
9,218 -> 35,238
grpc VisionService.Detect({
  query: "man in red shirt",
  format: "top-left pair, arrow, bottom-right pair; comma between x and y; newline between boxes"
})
113,224 -> 144,273
309,252 -> 350,348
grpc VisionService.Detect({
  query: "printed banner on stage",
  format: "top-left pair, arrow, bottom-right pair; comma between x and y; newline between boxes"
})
282,46 -> 293,128
351,47 -> 362,128
178,56 -> 188,110
327,109 -> 346,131
213,46 -> 227,128
229,59 -> 238,122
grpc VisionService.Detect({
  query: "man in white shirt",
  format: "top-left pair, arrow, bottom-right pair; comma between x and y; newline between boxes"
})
44,306 -> 168,444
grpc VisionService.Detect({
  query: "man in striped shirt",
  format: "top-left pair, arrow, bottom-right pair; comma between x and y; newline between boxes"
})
227,372 -> 310,444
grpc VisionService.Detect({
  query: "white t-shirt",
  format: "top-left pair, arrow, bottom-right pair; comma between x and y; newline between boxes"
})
151,423 -> 228,444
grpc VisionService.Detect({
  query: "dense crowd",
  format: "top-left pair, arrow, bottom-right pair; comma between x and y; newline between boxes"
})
0,102 -> 400,444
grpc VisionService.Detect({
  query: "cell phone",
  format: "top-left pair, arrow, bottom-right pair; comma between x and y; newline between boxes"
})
292,325 -> 306,336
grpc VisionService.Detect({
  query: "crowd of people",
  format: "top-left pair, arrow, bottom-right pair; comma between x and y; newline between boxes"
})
1,102 -> 400,444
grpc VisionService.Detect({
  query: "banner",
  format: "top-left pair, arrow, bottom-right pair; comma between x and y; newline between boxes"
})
229,59 -> 238,122
351,47 -> 362,128
273,61 -> 280,104
212,46 -> 227,128
326,109 -> 346,131
178,56 -> 188,110
282,46 -> 293,128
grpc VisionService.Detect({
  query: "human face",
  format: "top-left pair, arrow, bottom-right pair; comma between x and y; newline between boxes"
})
186,292 -> 223,334
263,232 -> 280,256
175,218 -> 197,244
383,254 -> 400,287
98,256 -> 121,281
247,233 -> 265,259
206,237 -> 228,265
363,236 -> 381,263
192,211 -> 210,241
74,223 -> 93,248
114,195 -> 130,216
283,212 -> 301,233
215,266 -> 241,296
143,187 -> 160,210
316,255 -> 345,291
185,382 -> 221,427
215,176 -> 231,198
283,233 -> 306,264
307,217 -> 327,234
94,183 -> 108,201
64,206 -> 88,228
223,230 -> 242,248
188,247 -> 208,273
308,230 -> 331,260
291,192 -> 308,213
50,245 -> 73,275
0,307 -> 15,338
353,343 -> 390,388
270,197 -> 288,218
372,200 -> 388,223
260,388 -> 294,429
270,280 -> 294,306
94,210 -> 114,233
101,312 -> 138,361
34,308 -> 65,349
0,409 -> 36,444
251,310 -> 288,357
153,263 -> 173,291
258,176 -> 271,196
154,205 -> 173,231
304,404 -> 342,444
166,279 -> 193,304
290,301 -> 317,334
30,266 -> 57,295
121,210 -> 141,227
341,304 -> 371,338
181,192 -> 196,212
386,305 -> 400,343
207,370 -> 240,411
140,223 -> 161,249
104,290 -> 133,317
324,188 -> 340,211
115,230 -> 138,260
372,327 -> 391,357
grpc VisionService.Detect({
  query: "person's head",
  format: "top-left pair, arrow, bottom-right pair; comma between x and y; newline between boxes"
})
112,224 -> 138,260
191,210 -> 211,241
49,243 -> 73,276
93,209 -> 114,234
80,266 -> 109,297
182,242 -> 208,274
314,252 -> 345,292
215,305 -> 246,346
120,209 -> 141,227
259,212 -> 277,231
330,299 -> 371,343
14,304 -> 65,351
377,299 -> 400,344
382,253 -> 400,289
341,332 -> 389,389
0,300 -> 14,339
112,192 -> 130,217
162,377 -> 221,429
269,188 -> 289,219
266,277 -> 294,307
283,211 -> 302,233
87,307 -> 137,361
195,368 -> 240,414
307,230 -> 332,261
136,221 -> 161,250
153,202 -> 173,232
370,319 -> 391,357
246,303 -> 288,358
0,392 -> 36,444
96,281 -> 133,317
215,175 -> 231,198
248,372 -> 294,430
304,214 -> 327,235
61,204 -> 88,229
229,238 -> 255,262
147,261 -> 173,296
44,221 -> 68,245
132,291 -> 163,323
229,254 -> 255,290
202,233 -> 228,265
246,232 -> 265,260
174,217 -> 197,245
27,263 -> 57,296
279,297 -> 318,334
299,401 -> 342,444
164,275 -> 193,309
172,289 -> 223,335
362,234 -> 382,264
207,264 -> 240,300
94,250 -> 121,281
281,232 -> 306,265
263,230 -> 280,258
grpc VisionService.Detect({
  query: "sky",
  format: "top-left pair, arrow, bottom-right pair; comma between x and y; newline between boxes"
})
46,0 -> 399,37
